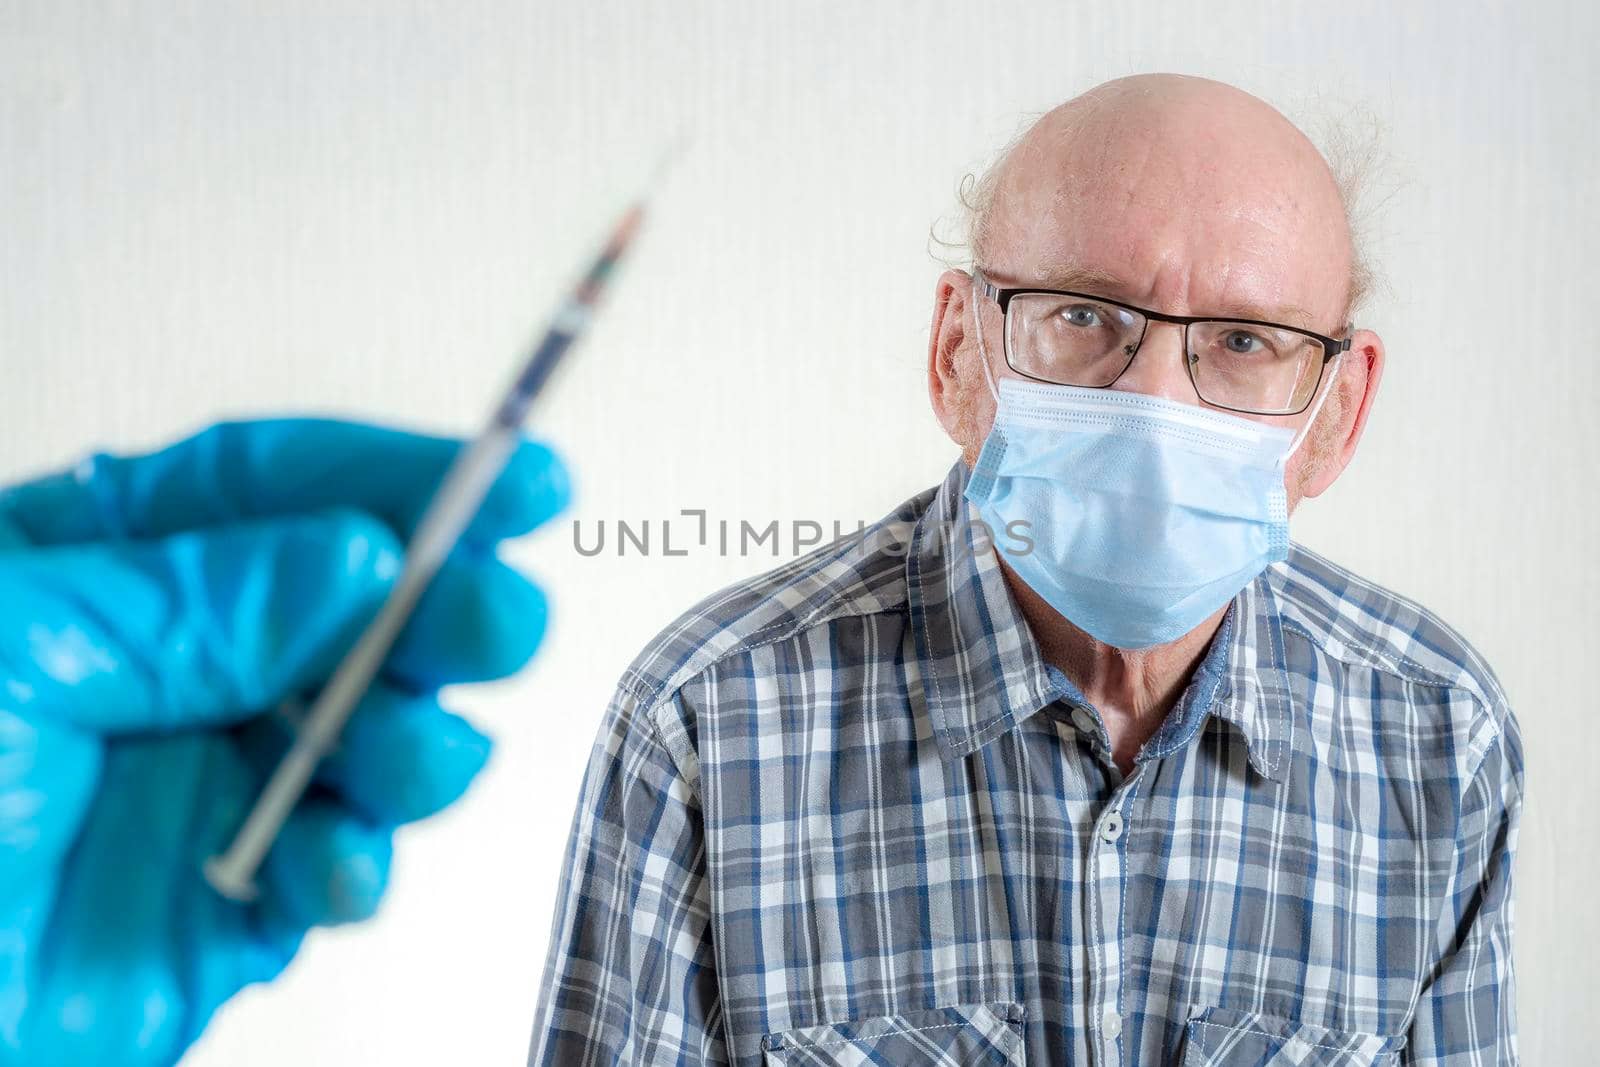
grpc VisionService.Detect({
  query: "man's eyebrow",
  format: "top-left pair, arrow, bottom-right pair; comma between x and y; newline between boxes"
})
1032,265 -> 1129,293
1213,299 -> 1319,329
1023,266 -> 1322,331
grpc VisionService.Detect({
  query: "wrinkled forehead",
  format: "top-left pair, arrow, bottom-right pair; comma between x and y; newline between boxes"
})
981,108 -> 1353,331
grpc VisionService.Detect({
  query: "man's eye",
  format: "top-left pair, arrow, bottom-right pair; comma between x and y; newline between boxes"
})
1062,305 -> 1103,328
1223,329 -> 1264,353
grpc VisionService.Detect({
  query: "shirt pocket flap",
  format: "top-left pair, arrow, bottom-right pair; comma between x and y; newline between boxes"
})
1182,1005 -> 1406,1066
760,1001 -> 1027,1065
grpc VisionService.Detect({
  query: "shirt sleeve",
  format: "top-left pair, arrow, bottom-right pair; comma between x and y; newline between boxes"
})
1403,707 -> 1525,1066
527,688 -> 728,1065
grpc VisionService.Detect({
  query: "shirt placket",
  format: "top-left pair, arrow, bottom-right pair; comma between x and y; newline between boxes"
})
1072,702 -> 1141,1067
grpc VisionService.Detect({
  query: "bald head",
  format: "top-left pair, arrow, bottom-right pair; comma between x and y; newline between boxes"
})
970,74 -> 1360,330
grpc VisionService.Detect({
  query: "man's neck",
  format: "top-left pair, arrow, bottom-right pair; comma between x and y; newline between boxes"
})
998,559 -> 1227,777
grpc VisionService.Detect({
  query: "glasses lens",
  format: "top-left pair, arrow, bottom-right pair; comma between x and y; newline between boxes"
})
1187,321 -> 1324,414
1005,293 -> 1144,387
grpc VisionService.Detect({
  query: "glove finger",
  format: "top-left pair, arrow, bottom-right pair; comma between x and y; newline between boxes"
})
320,689 -> 492,825
387,550 -> 550,688
0,510 -> 27,550
0,510 -> 399,732
0,706 -> 101,893
23,733 -> 223,1064
258,798 -> 392,928
0,419 -> 570,550
168,737 -> 306,1055
233,683 -> 491,826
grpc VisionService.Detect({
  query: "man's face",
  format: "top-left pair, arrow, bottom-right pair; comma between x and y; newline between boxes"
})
929,78 -> 1385,511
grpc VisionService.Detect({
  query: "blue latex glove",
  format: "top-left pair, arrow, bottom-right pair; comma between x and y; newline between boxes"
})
0,419 -> 569,1067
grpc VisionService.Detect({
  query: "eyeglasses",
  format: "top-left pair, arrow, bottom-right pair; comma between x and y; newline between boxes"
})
972,269 -> 1351,416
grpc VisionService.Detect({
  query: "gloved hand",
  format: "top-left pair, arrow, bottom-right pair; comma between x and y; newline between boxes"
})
0,418 -> 569,1067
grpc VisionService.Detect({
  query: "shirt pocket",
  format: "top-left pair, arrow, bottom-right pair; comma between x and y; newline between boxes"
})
760,1001 -> 1026,1065
1181,1005 -> 1406,1066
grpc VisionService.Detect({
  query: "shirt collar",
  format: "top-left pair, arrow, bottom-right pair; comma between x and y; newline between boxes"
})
906,460 -> 1295,783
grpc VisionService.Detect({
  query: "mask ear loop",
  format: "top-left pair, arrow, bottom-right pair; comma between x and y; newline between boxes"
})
1284,354 -> 1344,460
970,273 -> 1001,403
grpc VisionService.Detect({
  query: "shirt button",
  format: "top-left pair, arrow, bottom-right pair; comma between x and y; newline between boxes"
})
1101,1008 -> 1123,1039
1071,706 -> 1096,734
1100,811 -> 1124,843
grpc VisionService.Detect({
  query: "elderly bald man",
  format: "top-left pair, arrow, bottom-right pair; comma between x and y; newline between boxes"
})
531,75 -> 1522,1066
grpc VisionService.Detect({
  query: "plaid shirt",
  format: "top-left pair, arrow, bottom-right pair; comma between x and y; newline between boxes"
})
529,461 -> 1523,1066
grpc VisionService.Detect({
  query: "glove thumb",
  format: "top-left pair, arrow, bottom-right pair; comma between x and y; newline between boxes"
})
0,509 -> 400,733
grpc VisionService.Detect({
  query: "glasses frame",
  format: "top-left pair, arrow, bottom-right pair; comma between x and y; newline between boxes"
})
973,269 -> 1352,416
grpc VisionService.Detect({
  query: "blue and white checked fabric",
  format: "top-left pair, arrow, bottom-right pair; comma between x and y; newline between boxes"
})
529,461 -> 1523,1066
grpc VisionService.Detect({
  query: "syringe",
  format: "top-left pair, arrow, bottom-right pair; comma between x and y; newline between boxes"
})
205,145 -> 681,902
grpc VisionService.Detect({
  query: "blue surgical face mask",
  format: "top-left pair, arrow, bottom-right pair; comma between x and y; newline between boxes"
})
961,278 -> 1339,650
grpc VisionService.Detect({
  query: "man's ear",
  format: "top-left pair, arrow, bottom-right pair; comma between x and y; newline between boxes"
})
928,268 -> 973,437
1302,328 -> 1385,498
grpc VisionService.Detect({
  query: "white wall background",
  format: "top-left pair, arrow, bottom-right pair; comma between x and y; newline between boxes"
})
2,1 -> 1593,1063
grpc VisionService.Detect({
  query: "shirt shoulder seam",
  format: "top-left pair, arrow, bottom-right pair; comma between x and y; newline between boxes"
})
1278,616 -> 1509,772
626,591 -> 910,734
1279,615 -> 1470,690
